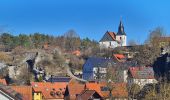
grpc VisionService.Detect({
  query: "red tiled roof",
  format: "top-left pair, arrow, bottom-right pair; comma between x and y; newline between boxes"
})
10,86 -> 32,100
67,79 -> 85,100
76,90 -> 102,100
0,79 -> 7,85
113,54 -> 125,62
85,82 -> 128,98
114,54 -> 125,59
85,82 -> 108,97
31,82 -> 67,99
129,67 -> 155,79
108,32 -> 116,41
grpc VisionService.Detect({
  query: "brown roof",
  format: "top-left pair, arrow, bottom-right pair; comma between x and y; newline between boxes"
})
76,90 -> 102,100
67,79 -> 85,100
85,82 -> 109,98
10,86 -> 32,100
85,82 -> 128,98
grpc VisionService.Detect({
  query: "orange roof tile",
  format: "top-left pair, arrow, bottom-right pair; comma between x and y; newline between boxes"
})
114,54 -> 125,59
0,79 -> 7,85
31,82 -> 67,99
108,32 -> 116,41
85,82 -> 109,98
113,54 -> 126,62
72,50 -> 81,56
76,90 -> 102,100
67,80 -> 85,100
10,86 -> 32,100
85,82 -> 128,98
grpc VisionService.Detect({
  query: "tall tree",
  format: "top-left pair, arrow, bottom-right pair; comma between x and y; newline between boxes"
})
64,29 -> 81,51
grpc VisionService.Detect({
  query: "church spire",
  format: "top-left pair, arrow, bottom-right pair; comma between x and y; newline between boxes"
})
117,18 -> 126,35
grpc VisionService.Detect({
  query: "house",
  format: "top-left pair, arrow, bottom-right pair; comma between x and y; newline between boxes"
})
10,86 -> 32,100
76,90 -> 103,100
85,82 -> 128,99
127,67 -> 157,88
99,20 -> 127,48
64,79 -> 85,100
82,57 -> 115,81
31,82 -> 68,100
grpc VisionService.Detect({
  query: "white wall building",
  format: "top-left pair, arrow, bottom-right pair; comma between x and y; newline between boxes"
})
127,67 -> 157,88
99,20 -> 127,48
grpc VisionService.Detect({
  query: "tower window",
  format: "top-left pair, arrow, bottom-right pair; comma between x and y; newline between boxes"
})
120,37 -> 122,40
109,42 -> 111,46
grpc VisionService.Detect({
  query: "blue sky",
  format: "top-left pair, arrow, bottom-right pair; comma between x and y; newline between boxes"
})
0,0 -> 170,44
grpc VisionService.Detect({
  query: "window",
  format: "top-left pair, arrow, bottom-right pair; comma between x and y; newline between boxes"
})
109,42 -> 111,46
100,86 -> 109,91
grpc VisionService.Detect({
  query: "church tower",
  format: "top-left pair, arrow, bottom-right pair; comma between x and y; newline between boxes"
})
116,19 -> 127,46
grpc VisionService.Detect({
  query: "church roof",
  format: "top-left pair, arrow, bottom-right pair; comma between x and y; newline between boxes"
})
100,31 -> 116,42
117,20 -> 126,35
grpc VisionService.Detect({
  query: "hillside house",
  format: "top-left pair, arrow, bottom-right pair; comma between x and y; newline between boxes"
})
82,57 -> 115,81
127,67 -> 157,88
64,80 -> 85,100
85,82 -> 128,99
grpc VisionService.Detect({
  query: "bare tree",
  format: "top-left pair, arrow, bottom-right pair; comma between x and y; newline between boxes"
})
128,39 -> 137,46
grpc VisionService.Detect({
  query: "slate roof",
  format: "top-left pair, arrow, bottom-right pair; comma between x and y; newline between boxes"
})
47,77 -> 71,83
83,57 -> 115,70
100,31 -> 117,42
83,57 -> 115,80
117,21 -> 126,35
129,67 -> 155,79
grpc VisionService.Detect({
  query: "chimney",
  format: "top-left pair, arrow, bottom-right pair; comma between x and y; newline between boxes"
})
51,75 -> 54,83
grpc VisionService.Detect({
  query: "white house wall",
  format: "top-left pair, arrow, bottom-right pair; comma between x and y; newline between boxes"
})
99,41 -> 119,48
116,35 -> 127,46
128,78 -> 157,88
